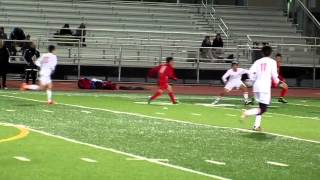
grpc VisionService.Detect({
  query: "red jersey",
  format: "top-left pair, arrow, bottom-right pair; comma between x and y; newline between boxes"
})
277,60 -> 284,81
158,63 -> 177,84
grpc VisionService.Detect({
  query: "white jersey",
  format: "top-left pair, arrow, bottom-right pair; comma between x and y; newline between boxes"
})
222,68 -> 248,83
249,57 -> 279,93
36,53 -> 57,76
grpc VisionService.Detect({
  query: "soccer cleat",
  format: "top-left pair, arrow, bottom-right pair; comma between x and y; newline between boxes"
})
20,83 -> 27,91
278,97 -> 288,104
253,126 -> 262,132
147,98 -> 152,105
212,100 -> 219,105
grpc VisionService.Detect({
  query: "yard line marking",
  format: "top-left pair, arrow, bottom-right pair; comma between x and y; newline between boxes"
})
226,114 -> 236,117
0,122 -> 231,180
81,110 -> 92,114
205,160 -> 226,166
163,107 -> 169,110
134,102 -> 175,106
191,113 -> 202,116
5,109 -> 16,112
81,158 -> 97,163
42,110 -> 54,113
13,156 -> 31,162
155,112 -> 165,115
2,95 -> 320,144
126,158 -> 169,162
266,161 -> 289,167
197,103 -> 236,107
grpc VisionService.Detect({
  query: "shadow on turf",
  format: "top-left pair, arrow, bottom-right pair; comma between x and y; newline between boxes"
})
241,132 -> 275,142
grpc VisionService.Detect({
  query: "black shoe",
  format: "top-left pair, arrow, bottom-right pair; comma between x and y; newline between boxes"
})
278,97 -> 288,104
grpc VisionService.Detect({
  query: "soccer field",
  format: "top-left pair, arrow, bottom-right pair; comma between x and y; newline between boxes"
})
0,90 -> 319,180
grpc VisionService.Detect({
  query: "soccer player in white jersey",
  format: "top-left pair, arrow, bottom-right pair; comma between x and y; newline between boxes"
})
21,45 -> 58,104
242,46 -> 287,131
213,61 -> 251,105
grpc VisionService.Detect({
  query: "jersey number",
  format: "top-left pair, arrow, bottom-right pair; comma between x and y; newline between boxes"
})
260,63 -> 267,72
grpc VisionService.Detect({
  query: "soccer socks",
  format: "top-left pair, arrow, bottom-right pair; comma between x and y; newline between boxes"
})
244,108 -> 260,116
280,88 -> 288,98
26,84 -> 40,90
150,90 -> 163,101
168,92 -> 177,104
243,92 -> 249,101
46,89 -> 52,102
254,115 -> 262,129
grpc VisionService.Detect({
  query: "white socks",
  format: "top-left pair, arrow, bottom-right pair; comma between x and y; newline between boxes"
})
243,92 -> 249,101
254,115 -> 262,128
46,90 -> 52,102
244,108 -> 260,116
27,85 -> 40,90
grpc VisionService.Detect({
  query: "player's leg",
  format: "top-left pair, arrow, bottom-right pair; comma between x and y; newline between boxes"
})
46,83 -> 54,104
213,88 -> 229,104
167,85 -> 177,104
31,70 -> 37,85
239,84 -> 251,105
278,82 -> 288,103
148,85 -> 164,104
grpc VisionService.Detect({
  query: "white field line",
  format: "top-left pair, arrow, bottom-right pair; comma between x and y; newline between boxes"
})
81,110 -> 92,114
266,161 -> 289,167
13,156 -> 31,162
205,160 -> 226,166
80,158 -> 97,163
42,110 -> 54,113
226,114 -> 236,117
191,113 -> 202,116
1,94 -> 320,145
155,112 -> 165,115
163,107 -> 169,110
126,158 -> 169,162
135,102 -> 175,106
195,103 -> 319,121
5,109 -> 16,112
0,122 -> 230,180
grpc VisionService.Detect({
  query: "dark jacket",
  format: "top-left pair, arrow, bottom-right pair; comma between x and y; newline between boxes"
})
0,47 -> 10,72
200,39 -> 212,52
212,38 -> 223,47
24,48 -> 40,70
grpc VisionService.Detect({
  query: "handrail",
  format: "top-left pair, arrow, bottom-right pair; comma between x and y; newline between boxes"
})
296,0 -> 320,30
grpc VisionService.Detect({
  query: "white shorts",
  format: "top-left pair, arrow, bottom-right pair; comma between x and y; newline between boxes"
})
39,75 -> 52,85
254,92 -> 271,105
224,80 -> 245,91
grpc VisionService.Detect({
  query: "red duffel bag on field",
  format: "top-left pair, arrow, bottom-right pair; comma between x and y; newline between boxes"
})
78,78 -> 92,89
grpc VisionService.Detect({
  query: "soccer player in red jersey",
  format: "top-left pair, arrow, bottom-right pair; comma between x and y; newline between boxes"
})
272,53 -> 289,103
148,57 -> 177,104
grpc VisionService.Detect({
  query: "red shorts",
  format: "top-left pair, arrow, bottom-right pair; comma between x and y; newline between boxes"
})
272,76 -> 285,88
159,82 -> 169,90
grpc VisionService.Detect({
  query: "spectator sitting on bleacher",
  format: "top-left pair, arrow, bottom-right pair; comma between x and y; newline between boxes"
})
59,24 -> 73,36
9,27 -> 26,61
200,36 -> 214,61
212,33 -> 224,59
0,27 -> 8,40
73,23 -> 86,47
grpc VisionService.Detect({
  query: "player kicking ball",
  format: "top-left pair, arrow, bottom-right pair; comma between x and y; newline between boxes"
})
21,45 -> 58,105
242,46 -> 287,131
148,57 -> 177,104
213,61 -> 252,105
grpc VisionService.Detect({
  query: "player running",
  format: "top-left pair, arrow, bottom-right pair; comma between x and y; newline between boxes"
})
21,45 -> 58,104
148,57 -> 177,104
213,61 -> 251,105
242,46 -> 287,131
273,53 -> 289,103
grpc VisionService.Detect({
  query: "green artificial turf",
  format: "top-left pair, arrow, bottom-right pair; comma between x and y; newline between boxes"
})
0,90 -> 319,180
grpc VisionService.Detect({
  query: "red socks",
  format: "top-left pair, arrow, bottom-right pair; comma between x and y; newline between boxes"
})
280,87 -> 288,98
151,90 -> 163,100
168,92 -> 177,104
